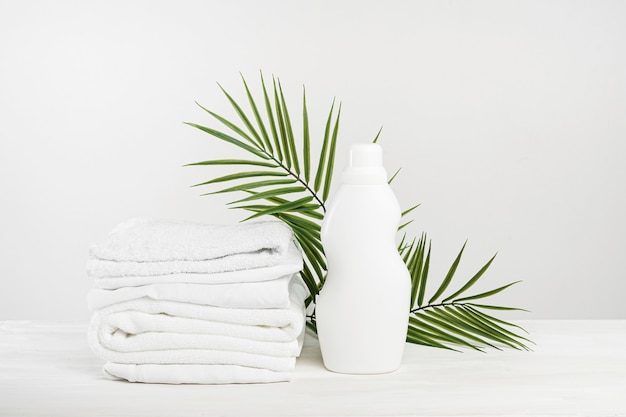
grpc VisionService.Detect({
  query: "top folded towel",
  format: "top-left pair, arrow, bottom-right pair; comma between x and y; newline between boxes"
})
90,218 -> 295,263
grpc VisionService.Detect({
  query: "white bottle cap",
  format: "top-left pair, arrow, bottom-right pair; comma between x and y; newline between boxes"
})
350,143 -> 383,168
343,143 -> 387,184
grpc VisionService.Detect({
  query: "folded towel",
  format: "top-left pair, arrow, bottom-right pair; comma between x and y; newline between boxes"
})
86,241 -> 303,280
87,218 -> 308,384
90,217 -> 294,262
87,274 -> 294,310
88,277 -> 307,372
103,363 -> 292,384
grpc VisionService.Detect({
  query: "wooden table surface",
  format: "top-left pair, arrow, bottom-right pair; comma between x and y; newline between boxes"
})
1,320 -> 625,416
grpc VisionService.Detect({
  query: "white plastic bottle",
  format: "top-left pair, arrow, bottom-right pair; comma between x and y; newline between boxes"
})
315,143 -> 411,374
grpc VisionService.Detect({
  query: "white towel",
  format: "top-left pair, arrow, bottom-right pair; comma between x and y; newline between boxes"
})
88,278 -> 307,373
87,274 -> 294,310
90,217 -> 294,262
103,363 -> 291,384
87,241 -> 303,280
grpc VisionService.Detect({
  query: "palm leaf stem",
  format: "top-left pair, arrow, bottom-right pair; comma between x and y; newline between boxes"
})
411,300 -> 463,314
258,148 -> 327,212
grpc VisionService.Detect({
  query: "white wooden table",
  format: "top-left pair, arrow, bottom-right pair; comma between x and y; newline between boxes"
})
1,320 -> 624,416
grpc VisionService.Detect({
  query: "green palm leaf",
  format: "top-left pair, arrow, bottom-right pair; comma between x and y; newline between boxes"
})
260,73 -> 283,161
235,196 -> 315,221
205,178 -> 296,195
273,211 -> 321,233
302,87 -> 311,182
388,167 -> 402,184
442,253 -> 498,302
428,307 -> 502,350
217,83 -> 263,147
406,233 -> 531,351
372,126 -> 383,144
398,219 -> 414,232
240,73 -> 273,153
273,77 -> 292,168
322,104 -> 341,201
184,159 -> 277,168
185,72 -> 531,352
184,122 -> 268,160
466,306 -> 532,335
402,204 -> 421,217
313,99 -> 336,195
410,315 -> 477,351
278,79 -> 300,175
455,281 -> 523,303
407,322 -> 459,351
194,102 -> 258,146
229,186 -> 306,205
191,171 -> 287,188
408,234 -> 426,308
417,241 -> 431,307
428,241 -> 466,304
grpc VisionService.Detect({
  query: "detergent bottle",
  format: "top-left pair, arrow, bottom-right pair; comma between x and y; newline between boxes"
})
315,143 -> 411,374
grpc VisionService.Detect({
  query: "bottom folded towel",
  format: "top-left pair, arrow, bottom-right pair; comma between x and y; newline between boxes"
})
88,276 -> 308,381
103,363 -> 291,384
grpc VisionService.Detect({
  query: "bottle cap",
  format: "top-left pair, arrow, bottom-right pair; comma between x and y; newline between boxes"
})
350,143 -> 383,168
342,143 -> 387,184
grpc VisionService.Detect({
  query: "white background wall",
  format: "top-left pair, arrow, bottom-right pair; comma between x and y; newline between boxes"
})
1,0 -> 624,321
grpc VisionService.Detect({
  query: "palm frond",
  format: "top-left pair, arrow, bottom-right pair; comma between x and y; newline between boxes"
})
405,235 -> 532,351
185,72 -> 531,352
184,72 -> 330,301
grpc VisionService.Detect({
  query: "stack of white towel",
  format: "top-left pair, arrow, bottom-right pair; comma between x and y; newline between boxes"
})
86,218 -> 307,384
